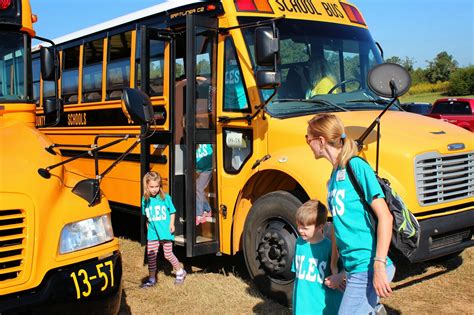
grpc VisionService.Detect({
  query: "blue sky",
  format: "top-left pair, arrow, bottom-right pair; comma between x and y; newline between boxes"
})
32,0 -> 473,69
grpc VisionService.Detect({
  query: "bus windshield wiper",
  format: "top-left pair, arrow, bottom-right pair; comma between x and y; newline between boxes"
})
273,98 -> 349,112
347,99 -> 389,104
347,98 -> 404,110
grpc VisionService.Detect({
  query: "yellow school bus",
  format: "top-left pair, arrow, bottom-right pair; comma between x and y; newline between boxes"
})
1,0 -> 122,312
33,0 -> 473,304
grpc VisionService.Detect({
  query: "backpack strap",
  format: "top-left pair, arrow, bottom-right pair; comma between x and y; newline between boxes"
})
346,157 -> 378,228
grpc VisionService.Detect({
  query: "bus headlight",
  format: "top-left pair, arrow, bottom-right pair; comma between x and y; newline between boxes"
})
59,214 -> 114,254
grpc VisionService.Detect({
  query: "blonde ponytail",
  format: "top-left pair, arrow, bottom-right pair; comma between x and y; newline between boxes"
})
307,113 -> 358,168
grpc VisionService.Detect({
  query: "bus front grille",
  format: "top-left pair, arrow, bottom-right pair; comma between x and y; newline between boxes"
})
415,151 -> 474,205
0,209 -> 26,282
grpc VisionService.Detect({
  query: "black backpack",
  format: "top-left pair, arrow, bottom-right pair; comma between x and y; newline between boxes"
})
346,157 -> 421,262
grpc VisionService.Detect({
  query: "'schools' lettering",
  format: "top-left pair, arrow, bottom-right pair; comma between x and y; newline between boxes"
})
295,255 -> 326,283
329,189 -> 345,216
145,205 -> 167,221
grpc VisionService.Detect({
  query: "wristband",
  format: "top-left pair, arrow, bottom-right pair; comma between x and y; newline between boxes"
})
373,257 -> 387,264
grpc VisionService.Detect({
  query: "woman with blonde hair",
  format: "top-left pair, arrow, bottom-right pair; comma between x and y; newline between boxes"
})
306,113 -> 394,314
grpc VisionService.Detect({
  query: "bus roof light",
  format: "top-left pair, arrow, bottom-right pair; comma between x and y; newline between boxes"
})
0,0 -> 12,10
340,3 -> 366,26
31,14 -> 38,23
235,0 -> 273,13
235,0 -> 257,12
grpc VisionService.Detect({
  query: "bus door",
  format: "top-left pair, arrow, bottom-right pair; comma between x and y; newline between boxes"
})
139,26 -> 175,244
184,15 -> 219,256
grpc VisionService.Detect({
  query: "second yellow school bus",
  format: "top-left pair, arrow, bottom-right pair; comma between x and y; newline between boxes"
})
33,0 -> 474,304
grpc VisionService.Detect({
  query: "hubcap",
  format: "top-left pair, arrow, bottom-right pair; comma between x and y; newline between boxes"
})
256,220 -> 296,280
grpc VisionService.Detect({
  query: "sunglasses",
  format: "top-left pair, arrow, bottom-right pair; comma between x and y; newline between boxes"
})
305,134 -> 318,144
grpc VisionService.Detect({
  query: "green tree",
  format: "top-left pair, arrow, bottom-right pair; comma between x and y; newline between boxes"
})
385,56 -> 402,65
425,51 -> 458,83
411,68 -> 427,84
385,56 -> 414,72
447,66 -> 474,95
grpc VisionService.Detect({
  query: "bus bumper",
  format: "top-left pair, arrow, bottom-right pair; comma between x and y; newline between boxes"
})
409,208 -> 474,262
0,251 -> 122,314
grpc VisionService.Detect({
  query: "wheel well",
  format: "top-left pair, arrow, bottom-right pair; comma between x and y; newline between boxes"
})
231,170 -> 309,254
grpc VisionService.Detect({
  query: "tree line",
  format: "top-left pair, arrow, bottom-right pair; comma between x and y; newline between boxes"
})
386,52 -> 474,95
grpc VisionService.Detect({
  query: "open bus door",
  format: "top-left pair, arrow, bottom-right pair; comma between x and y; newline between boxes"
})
184,15 -> 219,256
139,26 -> 174,244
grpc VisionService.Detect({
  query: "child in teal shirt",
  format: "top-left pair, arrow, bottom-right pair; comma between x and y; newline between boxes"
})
292,200 -> 344,315
140,171 -> 186,288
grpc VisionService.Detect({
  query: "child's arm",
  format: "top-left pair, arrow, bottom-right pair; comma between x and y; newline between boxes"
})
330,225 -> 339,275
169,213 -> 175,233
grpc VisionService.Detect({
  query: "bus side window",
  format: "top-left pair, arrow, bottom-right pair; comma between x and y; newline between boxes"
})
107,32 -> 131,100
223,37 -> 249,112
148,39 -> 165,96
32,57 -> 40,106
61,46 -> 80,104
83,39 -> 104,103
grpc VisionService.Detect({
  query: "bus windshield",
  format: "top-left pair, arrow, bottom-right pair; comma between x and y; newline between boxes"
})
0,32 -> 28,102
242,18 -> 388,117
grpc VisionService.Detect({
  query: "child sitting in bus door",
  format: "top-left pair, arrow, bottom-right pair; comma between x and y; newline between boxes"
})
292,199 -> 345,314
196,143 -> 213,225
140,171 -> 186,287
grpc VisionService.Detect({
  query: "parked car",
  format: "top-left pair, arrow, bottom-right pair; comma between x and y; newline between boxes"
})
427,98 -> 474,131
401,102 -> 432,115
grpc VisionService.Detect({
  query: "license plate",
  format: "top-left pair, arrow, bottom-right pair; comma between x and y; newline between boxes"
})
69,259 -> 115,300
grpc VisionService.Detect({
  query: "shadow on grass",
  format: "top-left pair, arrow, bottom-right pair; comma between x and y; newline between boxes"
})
118,289 -> 131,315
391,254 -> 463,291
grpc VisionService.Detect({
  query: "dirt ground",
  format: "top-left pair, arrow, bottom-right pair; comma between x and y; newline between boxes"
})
118,238 -> 473,314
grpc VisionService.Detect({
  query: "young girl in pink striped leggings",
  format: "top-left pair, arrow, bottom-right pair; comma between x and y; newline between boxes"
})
140,171 -> 186,288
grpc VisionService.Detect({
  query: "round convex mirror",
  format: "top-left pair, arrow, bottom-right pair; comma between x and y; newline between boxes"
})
367,63 -> 411,98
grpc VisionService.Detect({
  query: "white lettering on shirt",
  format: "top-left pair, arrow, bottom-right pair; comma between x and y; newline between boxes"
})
329,189 -> 345,216
294,254 -> 327,283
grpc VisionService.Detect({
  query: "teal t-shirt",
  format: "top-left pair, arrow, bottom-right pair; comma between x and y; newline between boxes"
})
142,193 -> 176,241
327,157 -> 393,273
292,237 -> 342,315
196,144 -> 213,172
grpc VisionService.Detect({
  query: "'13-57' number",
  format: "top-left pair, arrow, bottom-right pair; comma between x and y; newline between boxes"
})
70,261 -> 114,299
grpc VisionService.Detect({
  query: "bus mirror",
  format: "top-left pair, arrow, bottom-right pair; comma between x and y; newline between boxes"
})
121,88 -> 154,125
43,98 -> 64,116
72,179 -> 101,206
367,63 -> 411,98
256,69 -> 280,89
40,46 -> 57,81
255,26 -> 279,67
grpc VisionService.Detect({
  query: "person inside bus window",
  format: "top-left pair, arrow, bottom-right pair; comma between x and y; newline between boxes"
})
295,47 -> 337,98
223,38 -> 248,111
196,143 -> 213,225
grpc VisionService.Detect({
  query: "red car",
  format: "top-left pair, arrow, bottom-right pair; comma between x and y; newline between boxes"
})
427,98 -> 474,131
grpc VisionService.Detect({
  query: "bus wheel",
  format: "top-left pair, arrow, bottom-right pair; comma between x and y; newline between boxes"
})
243,190 -> 301,306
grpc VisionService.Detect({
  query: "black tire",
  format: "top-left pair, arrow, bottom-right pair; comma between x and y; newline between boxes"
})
243,191 -> 301,306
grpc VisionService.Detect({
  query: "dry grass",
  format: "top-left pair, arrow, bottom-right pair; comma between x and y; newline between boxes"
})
118,238 -> 473,314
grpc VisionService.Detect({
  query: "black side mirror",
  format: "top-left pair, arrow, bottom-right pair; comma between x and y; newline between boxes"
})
256,71 -> 281,89
367,63 -> 411,98
121,88 -> 154,125
255,26 -> 279,67
72,179 -> 101,206
43,98 -> 63,116
255,26 -> 280,90
40,46 -> 58,81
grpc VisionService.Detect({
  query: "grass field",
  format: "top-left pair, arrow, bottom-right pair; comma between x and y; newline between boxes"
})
400,92 -> 474,104
118,238 -> 474,314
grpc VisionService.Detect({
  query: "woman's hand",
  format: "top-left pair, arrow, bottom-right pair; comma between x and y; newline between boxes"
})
324,272 -> 346,292
373,262 -> 392,298
170,223 -> 175,233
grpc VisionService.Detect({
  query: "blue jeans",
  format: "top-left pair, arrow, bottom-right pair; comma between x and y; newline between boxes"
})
338,264 -> 396,315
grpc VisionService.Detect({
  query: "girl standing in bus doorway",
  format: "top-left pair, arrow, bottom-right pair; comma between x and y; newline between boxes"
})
305,114 -> 395,314
140,171 -> 186,287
